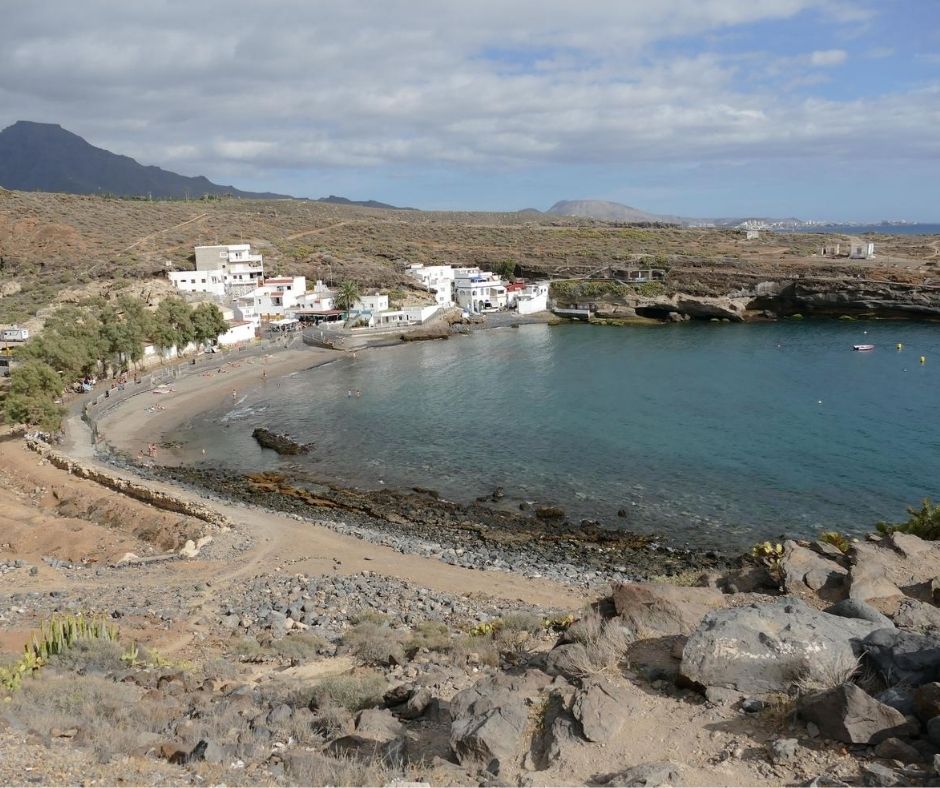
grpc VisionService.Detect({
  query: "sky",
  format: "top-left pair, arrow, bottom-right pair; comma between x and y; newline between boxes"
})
2,0 -> 939,220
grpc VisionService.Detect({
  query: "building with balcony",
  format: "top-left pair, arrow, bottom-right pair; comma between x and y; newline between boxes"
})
168,243 -> 265,297
406,264 -> 455,307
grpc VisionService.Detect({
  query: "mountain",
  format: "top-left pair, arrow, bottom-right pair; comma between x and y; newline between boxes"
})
0,121 -> 290,199
315,194 -> 417,211
547,199 -> 682,224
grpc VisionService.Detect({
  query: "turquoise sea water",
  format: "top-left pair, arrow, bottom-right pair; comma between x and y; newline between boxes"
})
178,322 -> 940,548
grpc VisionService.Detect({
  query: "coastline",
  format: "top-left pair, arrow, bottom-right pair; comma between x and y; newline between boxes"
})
80,339 -> 729,591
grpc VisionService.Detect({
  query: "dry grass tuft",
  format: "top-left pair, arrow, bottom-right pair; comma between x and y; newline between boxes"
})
563,610 -> 634,677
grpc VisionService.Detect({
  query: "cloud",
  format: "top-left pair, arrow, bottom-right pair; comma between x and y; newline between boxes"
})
0,0 -> 935,197
809,49 -> 848,66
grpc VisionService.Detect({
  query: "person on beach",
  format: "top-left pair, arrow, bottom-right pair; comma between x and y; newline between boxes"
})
232,389 -> 237,401
347,389 -> 353,398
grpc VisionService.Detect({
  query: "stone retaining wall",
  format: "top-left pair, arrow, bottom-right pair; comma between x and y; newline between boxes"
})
25,438 -> 231,530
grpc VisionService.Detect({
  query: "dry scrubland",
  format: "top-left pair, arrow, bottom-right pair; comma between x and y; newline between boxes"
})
2,188 -> 938,324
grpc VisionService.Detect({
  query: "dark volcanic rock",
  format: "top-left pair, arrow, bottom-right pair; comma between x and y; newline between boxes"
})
251,428 -> 311,455
862,628 -> 940,687
798,683 -> 916,745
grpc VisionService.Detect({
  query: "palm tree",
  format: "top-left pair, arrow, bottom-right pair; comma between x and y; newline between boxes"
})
336,281 -> 361,316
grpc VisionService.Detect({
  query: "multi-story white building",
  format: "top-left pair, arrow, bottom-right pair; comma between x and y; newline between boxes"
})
233,276 -> 306,321
406,264 -> 455,307
168,243 -> 265,297
354,293 -> 390,313
454,268 -> 508,313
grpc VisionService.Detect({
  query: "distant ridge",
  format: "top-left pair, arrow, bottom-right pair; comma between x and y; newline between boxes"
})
0,121 -> 291,200
547,199 -> 681,225
316,194 -> 417,211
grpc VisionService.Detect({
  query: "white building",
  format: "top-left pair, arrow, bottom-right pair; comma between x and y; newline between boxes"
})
515,281 -> 550,315
290,280 -> 335,313
407,264 -> 455,307
1,326 -> 29,342
367,304 -> 440,327
233,276 -> 307,321
215,321 -> 256,346
850,242 -> 876,260
168,243 -> 265,297
354,293 -> 390,313
454,268 -> 508,313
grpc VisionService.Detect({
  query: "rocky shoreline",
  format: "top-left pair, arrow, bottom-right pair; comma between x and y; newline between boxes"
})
126,461 -> 730,591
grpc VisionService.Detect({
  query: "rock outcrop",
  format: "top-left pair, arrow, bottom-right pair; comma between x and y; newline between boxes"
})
680,598 -> 877,694
251,427 -> 311,455
612,582 -> 727,638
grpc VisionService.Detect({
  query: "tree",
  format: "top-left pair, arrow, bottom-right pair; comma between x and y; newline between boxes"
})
3,359 -> 66,431
492,259 -> 518,281
191,303 -> 229,346
336,281 -> 361,314
154,297 -> 195,356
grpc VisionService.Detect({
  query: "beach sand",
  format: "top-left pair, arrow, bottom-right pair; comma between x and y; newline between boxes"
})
93,347 -> 335,462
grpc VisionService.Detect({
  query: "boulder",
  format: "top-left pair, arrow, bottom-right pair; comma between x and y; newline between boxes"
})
798,683 -> 916,745
525,689 -> 581,772
355,708 -> 404,742
450,670 -> 551,775
769,738 -> 800,765
612,582 -> 727,638
543,643 -> 591,679
892,598 -> 940,635
571,678 -> 636,744
849,535 -> 940,603
927,716 -> 940,747
680,598 -> 877,694
860,763 -> 905,787
327,734 -> 406,764
862,628 -> 940,687
913,683 -> 940,723
603,762 -> 683,787
873,737 -> 922,763
847,546 -> 904,604
782,541 -> 847,597
826,599 -> 894,629
398,688 -> 432,720
876,687 -> 915,716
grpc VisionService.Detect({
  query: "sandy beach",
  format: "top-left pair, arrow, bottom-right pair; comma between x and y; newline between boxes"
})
92,346 -> 338,462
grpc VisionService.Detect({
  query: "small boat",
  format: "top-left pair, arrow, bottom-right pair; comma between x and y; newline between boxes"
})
853,344 -> 875,351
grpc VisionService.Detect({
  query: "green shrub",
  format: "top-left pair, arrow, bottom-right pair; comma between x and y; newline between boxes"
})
878,499 -> 940,540
819,531 -> 851,553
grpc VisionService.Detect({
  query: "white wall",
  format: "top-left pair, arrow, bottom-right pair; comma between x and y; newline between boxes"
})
216,322 -> 256,346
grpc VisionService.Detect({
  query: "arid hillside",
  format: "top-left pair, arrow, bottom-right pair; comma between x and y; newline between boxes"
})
1,188 -> 938,324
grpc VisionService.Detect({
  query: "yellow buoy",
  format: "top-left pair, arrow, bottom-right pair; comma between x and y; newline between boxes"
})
897,343 -> 903,351
920,355 -> 927,365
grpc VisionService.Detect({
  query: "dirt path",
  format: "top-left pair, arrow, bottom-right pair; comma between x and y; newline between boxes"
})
120,211 -> 208,252
2,342 -> 587,657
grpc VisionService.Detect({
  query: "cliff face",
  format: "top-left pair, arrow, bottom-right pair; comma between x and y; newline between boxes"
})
559,277 -> 940,323
751,279 -> 940,319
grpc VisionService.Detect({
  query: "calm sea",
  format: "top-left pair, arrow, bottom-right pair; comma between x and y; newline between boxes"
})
175,322 -> 940,548
788,224 -> 940,235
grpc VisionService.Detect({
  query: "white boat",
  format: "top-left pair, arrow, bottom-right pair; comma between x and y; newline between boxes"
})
853,344 -> 875,351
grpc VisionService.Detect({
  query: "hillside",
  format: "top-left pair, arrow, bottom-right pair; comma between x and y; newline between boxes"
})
0,121 -> 290,200
547,199 -> 681,224
0,188 -> 936,325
